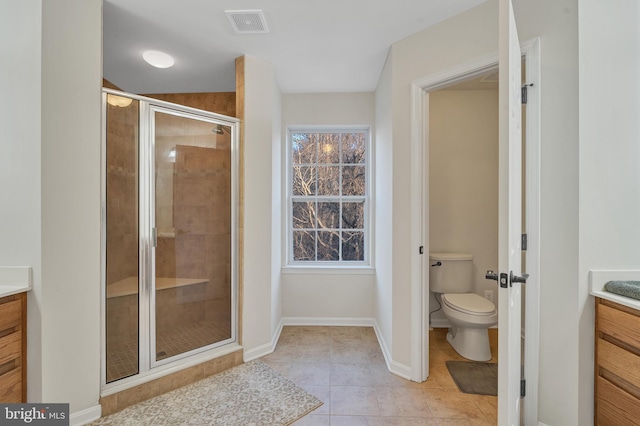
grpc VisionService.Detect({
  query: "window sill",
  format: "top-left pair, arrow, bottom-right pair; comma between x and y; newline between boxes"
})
281,265 -> 375,275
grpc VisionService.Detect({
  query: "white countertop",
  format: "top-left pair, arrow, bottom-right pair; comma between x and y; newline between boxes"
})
590,269 -> 640,311
0,266 -> 32,298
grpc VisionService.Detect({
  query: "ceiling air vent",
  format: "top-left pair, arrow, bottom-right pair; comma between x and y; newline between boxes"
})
225,10 -> 269,34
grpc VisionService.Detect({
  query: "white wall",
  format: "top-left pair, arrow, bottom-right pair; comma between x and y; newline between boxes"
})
282,273 -> 374,319
578,1 -> 640,424
271,71 -> 283,338
388,0 -> 500,371
513,1 -> 580,424
374,54 -> 394,353
380,0 -> 580,423
41,0 -> 103,414
0,0 -> 43,403
429,89 -> 499,323
242,55 -> 282,357
280,93 -> 376,321
282,93 -> 375,127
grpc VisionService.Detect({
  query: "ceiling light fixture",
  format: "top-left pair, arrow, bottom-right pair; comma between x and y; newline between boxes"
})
142,50 -> 175,68
107,94 -> 133,108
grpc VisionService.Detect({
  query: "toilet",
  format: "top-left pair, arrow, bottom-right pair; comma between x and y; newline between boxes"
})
429,252 -> 498,362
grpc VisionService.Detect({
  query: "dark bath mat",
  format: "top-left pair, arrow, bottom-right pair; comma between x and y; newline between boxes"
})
445,360 -> 498,396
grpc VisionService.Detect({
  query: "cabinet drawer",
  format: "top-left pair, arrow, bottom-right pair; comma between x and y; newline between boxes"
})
0,367 -> 21,403
597,376 -> 640,426
0,299 -> 21,332
598,303 -> 640,350
0,332 -> 20,366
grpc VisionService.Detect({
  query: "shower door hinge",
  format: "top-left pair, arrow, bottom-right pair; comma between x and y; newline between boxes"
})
521,233 -> 528,251
521,379 -> 526,398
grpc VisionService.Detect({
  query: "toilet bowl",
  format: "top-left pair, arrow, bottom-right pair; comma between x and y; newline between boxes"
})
429,253 -> 498,362
441,293 -> 497,361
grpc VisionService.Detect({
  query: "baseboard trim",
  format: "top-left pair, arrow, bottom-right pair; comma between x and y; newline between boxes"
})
282,317 -> 375,327
243,341 -> 274,362
372,321 -> 412,380
70,404 -> 101,426
243,318 -> 285,362
429,318 -> 450,329
538,423 -> 550,426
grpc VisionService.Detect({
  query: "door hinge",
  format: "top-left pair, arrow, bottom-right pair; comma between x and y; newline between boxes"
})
520,379 -> 526,398
419,246 -> 424,255
522,83 -> 533,105
521,233 -> 528,251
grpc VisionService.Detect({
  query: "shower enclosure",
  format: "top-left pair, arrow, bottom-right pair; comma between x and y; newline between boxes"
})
101,89 -> 239,387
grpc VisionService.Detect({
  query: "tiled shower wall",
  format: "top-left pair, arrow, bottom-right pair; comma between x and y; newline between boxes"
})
105,101 -> 139,287
155,143 -> 232,332
106,100 -> 139,345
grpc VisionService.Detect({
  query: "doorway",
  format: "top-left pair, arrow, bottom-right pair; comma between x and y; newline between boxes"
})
428,69 -> 500,330
410,39 -> 540,425
101,90 -> 240,389
428,67 -> 501,421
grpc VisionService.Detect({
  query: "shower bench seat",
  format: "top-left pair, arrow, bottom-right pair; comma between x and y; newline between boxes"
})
106,276 -> 209,298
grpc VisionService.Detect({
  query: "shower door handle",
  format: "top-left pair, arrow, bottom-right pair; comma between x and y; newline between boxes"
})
152,227 -> 157,248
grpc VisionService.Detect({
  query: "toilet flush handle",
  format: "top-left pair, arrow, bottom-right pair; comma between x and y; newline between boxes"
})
431,261 -> 442,267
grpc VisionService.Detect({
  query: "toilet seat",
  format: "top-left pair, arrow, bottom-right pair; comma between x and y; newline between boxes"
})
442,293 -> 496,316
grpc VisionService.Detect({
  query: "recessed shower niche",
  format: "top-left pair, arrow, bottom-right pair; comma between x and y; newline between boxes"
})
102,90 -> 239,386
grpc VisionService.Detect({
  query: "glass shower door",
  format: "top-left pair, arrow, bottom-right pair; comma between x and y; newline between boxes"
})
152,108 -> 234,364
104,94 -> 140,383
103,89 -> 238,389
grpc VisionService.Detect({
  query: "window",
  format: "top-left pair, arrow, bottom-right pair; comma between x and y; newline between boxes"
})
288,128 -> 369,264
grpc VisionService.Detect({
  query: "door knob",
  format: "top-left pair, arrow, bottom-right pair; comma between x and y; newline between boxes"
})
510,271 -> 529,284
485,270 -> 498,281
488,271 -> 510,288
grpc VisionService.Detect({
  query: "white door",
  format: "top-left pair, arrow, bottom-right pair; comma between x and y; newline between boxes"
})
498,0 -> 524,424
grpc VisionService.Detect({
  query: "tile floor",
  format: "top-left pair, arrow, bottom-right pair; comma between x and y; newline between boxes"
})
262,326 -> 498,426
106,320 -> 232,382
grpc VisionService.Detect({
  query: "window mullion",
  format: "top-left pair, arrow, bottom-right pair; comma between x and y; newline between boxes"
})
338,132 -> 343,261
314,136 -> 319,261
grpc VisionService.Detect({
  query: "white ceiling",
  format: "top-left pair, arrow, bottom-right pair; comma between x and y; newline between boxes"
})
103,0 -> 486,94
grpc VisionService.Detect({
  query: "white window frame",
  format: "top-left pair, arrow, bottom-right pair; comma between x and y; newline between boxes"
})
286,126 -> 372,267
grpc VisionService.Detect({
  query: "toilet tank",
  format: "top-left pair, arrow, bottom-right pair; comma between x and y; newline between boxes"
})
429,252 -> 474,293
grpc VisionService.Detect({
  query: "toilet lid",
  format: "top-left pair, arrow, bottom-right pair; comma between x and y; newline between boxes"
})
443,293 -> 496,316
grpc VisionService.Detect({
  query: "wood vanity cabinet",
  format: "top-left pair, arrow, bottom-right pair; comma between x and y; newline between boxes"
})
0,292 -> 26,402
595,297 -> 640,425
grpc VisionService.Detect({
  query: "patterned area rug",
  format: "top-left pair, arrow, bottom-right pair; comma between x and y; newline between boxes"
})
91,360 -> 323,425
